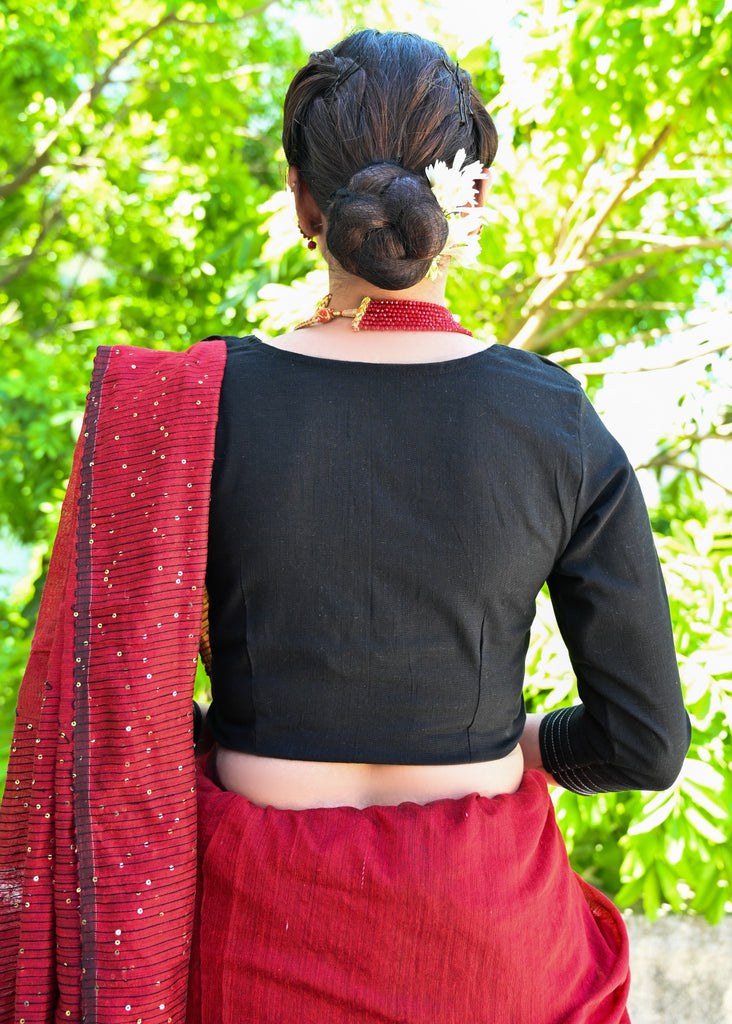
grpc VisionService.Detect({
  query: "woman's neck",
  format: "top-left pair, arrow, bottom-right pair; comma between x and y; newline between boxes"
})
257,265 -> 487,364
326,270 -> 448,311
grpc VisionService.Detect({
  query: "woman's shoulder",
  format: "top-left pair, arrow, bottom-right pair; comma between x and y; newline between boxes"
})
479,343 -> 586,430
200,333 -> 259,352
91,337 -> 228,385
484,342 -> 582,394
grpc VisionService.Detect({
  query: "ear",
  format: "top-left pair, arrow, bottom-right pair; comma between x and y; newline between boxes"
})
475,168 -> 492,207
288,166 -> 323,235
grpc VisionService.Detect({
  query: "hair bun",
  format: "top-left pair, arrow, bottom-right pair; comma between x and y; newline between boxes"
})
326,162 -> 448,291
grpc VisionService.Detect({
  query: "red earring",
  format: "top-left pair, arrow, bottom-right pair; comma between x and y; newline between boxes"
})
298,222 -> 321,251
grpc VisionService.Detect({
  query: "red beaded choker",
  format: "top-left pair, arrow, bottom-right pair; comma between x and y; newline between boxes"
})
295,295 -> 473,336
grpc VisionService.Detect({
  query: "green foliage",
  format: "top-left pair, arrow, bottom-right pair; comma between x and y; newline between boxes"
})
0,0 -> 315,774
1,0 -> 311,532
456,0 -> 732,356
0,598 -> 31,772
1,0 -> 731,921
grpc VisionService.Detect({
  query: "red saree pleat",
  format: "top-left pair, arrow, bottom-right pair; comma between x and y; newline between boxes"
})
0,340 -> 226,1024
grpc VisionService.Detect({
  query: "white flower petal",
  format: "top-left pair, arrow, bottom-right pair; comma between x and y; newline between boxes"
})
424,150 -> 489,270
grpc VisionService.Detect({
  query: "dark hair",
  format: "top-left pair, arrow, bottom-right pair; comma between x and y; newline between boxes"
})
282,30 -> 498,291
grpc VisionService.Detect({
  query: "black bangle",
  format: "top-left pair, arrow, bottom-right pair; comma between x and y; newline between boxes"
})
192,700 -> 203,746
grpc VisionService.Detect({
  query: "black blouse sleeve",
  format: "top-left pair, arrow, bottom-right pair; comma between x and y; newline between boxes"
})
539,391 -> 691,794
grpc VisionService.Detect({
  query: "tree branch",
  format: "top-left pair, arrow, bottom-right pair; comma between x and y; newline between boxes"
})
554,300 -> 693,312
0,0 -> 280,201
551,315 -> 729,365
611,231 -> 732,249
504,123 -> 676,350
560,125 -> 676,261
531,246 -> 729,352
635,457 -> 732,496
527,263 -> 660,349
494,221 -> 729,339
0,10 -> 180,200
550,144 -> 606,255
27,319 -> 112,342
675,431 -> 732,445
0,208 -> 65,289
570,337 -> 732,377
169,0 -> 279,27
536,235 -> 732,278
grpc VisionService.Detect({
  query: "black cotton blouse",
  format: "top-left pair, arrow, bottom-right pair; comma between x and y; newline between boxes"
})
205,335 -> 690,795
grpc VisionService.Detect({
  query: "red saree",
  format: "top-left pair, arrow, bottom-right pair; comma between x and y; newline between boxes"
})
0,340 -> 226,1024
188,753 -> 631,1024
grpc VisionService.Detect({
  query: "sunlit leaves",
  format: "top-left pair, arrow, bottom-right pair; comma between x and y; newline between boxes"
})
0,0 -> 311,545
466,0 -> 732,357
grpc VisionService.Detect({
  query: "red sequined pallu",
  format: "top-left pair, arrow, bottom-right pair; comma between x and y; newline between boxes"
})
0,339 -> 226,1024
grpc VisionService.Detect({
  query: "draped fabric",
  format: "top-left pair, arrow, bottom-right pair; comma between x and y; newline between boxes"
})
189,754 -> 631,1024
0,340 -> 226,1024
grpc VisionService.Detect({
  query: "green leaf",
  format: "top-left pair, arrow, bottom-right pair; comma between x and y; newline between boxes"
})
643,869 -> 663,921
627,794 -> 676,835
685,806 -> 728,845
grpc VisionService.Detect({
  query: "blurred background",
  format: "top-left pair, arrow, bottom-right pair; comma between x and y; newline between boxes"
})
1,0 -> 730,926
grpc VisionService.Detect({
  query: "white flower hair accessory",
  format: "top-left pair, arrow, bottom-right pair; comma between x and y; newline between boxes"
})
424,148 -> 490,276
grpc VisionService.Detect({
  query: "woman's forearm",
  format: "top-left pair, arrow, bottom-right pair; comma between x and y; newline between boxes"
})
520,712 -> 559,787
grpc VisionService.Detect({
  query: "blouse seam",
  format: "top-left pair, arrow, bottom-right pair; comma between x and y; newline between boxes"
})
465,611 -> 488,761
545,706 -> 601,795
548,706 -> 573,772
239,550 -> 256,752
570,389 -> 586,536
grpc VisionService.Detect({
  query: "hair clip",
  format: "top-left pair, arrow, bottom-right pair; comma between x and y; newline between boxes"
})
457,64 -> 474,122
326,60 -> 361,99
442,60 -> 473,125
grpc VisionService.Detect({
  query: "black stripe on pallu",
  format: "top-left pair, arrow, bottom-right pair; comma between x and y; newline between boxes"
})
73,343 -> 111,1019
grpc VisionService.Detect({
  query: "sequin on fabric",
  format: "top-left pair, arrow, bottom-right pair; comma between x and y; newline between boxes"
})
0,339 -> 226,1024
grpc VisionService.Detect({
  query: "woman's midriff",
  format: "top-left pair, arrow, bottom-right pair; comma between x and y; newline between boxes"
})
214,744 -> 525,810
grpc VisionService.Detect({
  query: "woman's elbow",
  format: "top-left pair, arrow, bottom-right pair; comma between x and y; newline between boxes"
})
626,712 -> 692,791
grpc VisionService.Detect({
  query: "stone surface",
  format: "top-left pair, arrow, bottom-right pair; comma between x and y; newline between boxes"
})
626,915 -> 732,1024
